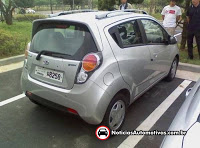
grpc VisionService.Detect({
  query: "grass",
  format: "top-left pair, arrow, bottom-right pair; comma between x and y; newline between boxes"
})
0,21 -> 32,40
151,13 -> 162,20
0,21 -> 32,59
179,48 -> 200,65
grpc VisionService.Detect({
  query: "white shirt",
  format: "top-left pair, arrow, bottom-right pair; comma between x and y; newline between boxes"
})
121,4 -> 126,10
161,5 -> 182,27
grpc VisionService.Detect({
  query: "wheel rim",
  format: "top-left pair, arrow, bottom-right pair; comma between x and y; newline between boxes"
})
109,100 -> 125,130
171,60 -> 177,78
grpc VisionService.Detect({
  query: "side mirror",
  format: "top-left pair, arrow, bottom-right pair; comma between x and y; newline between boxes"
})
169,36 -> 177,44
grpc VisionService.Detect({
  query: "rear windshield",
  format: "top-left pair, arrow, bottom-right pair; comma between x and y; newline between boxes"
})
30,22 -> 98,60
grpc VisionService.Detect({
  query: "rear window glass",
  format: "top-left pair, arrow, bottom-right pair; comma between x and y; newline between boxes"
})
30,22 -> 98,60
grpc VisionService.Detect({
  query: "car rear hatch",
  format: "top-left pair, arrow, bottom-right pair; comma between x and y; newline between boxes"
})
27,20 -> 98,90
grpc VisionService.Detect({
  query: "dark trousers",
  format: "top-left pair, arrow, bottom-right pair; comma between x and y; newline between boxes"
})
187,31 -> 200,59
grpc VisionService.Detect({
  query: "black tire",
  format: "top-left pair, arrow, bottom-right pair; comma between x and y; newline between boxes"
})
165,57 -> 178,82
102,93 -> 127,131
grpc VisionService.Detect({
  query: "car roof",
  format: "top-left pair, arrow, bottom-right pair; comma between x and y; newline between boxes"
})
46,11 -> 153,27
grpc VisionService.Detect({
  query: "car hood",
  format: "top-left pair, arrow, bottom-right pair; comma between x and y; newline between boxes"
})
161,79 -> 200,148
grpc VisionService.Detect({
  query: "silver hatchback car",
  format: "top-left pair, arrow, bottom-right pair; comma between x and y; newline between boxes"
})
21,10 -> 179,131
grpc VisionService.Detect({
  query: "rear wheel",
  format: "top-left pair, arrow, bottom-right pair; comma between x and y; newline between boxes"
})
102,94 -> 127,131
165,57 -> 178,82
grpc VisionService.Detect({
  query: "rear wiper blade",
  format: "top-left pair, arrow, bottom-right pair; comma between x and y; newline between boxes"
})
36,50 -> 71,60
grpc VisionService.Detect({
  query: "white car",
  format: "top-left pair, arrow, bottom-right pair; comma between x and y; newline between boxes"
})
26,8 -> 35,14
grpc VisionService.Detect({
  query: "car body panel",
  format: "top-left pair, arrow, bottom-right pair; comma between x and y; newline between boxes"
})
138,18 -> 179,82
103,17 -> 178,100
161,79 -> 200,148
147,44 -> 178,83
88,27 -> 131,98
105,28 -> 153,98
183,122 -> 200,148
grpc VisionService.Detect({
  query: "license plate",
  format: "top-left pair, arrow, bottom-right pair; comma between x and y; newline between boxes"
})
35,66 -> 63,82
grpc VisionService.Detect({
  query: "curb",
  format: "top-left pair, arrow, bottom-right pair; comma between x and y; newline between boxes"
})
0,55 -> 24,66
178,62 -> 200,73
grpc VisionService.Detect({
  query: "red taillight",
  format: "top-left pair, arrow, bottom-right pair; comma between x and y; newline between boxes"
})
82,54 -> 99,72
67,108 -> 78,115
76,53 -> 101,84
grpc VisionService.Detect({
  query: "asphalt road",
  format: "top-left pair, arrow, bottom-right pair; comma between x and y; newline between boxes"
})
0,67 -> 196,148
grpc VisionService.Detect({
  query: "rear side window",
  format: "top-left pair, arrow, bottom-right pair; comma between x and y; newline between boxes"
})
30,22 -> 98,60
117,20 -> 143,47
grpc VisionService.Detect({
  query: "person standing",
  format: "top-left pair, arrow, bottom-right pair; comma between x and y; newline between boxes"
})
161,0 -> 182,36
119,0 -> 133,10
186,0 -> 200,59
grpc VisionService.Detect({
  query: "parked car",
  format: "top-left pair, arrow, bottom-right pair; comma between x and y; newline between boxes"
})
161,78 -> 200,148
26,8 -> 35,14
21,10 -> 179,131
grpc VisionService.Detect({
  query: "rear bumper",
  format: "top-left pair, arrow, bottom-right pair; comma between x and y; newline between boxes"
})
26,92 -> 78,114
21,66 -> 111,125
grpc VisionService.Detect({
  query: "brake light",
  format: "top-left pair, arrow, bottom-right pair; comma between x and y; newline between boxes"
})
82,54 -> 100,72
25,42 -> 31,59
56,25 -> 69,28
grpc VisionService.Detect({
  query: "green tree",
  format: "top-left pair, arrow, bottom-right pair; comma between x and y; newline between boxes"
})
98,0 -> 144,10
129,0 -> 144,4
34,0 -> 49,6
0,0 -> 15,25
0,0 -> 34,25
93,0 -> 98,9
180,0 -> 191,50
63,0 -> 83,10
98,0 -> 115,10
14,0 -> 34,8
